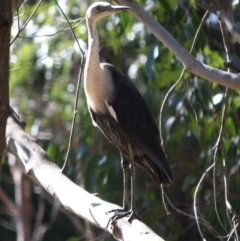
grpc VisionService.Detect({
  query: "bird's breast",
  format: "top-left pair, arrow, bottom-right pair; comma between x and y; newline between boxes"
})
84,65 -> 114,113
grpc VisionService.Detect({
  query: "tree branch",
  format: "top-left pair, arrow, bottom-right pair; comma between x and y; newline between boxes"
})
196,0 -> 240,46
0,187 -> 20,217
5,110 -> 164,241
115,0 -> 240,90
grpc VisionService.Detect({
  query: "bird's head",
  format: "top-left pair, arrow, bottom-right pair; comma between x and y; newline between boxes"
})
86,2 -> 130,23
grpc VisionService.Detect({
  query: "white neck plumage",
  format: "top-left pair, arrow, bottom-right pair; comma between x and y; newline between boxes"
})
84,19 -> 114,113
85,20 -> 100,75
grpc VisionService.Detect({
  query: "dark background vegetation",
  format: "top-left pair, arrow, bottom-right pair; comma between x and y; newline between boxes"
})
1,0 -> 240,240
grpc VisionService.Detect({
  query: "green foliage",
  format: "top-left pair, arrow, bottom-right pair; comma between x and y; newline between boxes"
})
2,0 -> 240,240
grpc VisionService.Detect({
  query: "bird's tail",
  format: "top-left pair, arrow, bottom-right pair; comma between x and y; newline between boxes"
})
140,156 -> 173,186
150,168 -> 173,186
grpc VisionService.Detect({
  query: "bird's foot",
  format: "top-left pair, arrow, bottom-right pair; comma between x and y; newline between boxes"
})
106,208 -> 140,228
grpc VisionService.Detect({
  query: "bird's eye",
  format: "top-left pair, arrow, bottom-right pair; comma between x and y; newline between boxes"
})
96,6 -> 102,11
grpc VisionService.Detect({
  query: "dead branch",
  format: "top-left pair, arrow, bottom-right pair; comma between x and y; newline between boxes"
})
5,110 -> 164,241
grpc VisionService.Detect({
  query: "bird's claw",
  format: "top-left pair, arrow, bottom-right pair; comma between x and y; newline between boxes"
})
106,208 -> 140,228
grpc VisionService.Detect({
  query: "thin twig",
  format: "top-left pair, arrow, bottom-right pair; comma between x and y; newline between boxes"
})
163,188 -> 228,239
193,163 -> 215,240
212,17 -> 230,235
10,0 -> 43,46
159,11 -> 210,236
159,11 -> 210,238
54,0 -> 85,173
159,73 -> 183,144
17,19 -> 84,39
10,54 -> 51,72
227,222 -> 239,241
160,185 -> 170,215
219,18 -> 239,240
212,119 -> 229,233
16,3 -> 20,32
159,10 -> 208,143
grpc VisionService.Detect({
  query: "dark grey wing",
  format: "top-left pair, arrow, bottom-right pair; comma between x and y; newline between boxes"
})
104,64 -> 173,184
89,107 -> 133,153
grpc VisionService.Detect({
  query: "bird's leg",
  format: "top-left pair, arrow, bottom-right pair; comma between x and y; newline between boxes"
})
127,144 -> 141,222
106,146 -> 140,227
128,148 -> 135,221
106,155 -> 130,227
121,157 -> 129,211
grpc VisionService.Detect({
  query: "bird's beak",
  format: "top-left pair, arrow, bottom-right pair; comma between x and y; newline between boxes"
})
110,5 -> 131,13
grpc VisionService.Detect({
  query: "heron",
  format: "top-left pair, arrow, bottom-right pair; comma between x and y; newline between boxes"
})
84,2 -> 173,223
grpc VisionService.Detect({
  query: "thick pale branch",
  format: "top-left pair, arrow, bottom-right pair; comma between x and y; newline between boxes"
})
5,112 -> 164,241
115,0 -> 240,90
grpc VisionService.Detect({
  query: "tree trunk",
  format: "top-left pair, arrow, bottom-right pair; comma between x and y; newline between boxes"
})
0,0 -> 12,169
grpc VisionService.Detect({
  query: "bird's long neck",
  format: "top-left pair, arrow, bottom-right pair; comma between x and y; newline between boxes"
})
84,19 -> 111,113
85,20 -> 101,75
